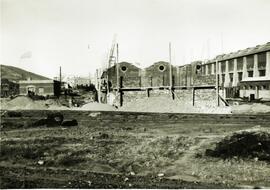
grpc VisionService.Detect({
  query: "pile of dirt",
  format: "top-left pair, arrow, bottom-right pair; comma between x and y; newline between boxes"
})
206,128 -> 270,161
119,96 -> 231,114
75,102 -> 116,111
231,103 -> 270,114
0,96 -> 47,110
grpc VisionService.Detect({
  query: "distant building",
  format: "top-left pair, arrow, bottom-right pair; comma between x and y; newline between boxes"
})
64,76 -> 91,87
0,78 -> 19,97
18,79 -> 61,97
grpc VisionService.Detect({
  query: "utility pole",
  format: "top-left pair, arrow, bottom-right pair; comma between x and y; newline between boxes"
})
116,43 -> 119,90
169,42 -> 174,99
169,42 -> 172,88
59,66 -> 62,83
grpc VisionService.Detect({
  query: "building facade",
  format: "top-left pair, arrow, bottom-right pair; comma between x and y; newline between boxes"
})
100,42 -> 270,101
201,42 -> 270,100
19,80 -> 61,97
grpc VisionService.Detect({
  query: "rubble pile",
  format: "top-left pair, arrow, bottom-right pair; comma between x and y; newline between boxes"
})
231,103 -> 270,114
206,128 -> 270,161
1,96 -> 47,110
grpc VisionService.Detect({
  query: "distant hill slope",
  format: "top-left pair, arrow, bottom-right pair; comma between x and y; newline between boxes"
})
0,65 -> 51,82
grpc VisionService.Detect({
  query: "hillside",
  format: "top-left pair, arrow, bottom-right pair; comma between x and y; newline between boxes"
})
0,65 -> 50,81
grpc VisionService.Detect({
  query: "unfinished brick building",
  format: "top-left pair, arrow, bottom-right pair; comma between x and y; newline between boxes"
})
100,42 -> 270,105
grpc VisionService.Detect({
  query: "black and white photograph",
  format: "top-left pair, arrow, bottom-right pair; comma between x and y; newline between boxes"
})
1,0 -> 270,188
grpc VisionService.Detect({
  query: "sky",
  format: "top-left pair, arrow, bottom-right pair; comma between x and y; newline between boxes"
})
1,0 -> 270,79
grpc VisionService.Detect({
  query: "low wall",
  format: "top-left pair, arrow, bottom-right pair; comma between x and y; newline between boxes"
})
112,89 -> 217,107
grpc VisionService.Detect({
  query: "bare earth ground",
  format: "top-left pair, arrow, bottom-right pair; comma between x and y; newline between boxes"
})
1,110 -> 270,188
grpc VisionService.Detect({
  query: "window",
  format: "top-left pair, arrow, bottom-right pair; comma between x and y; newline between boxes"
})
246,55 -> 254,70
121,66 -> 127,72
259,70 -> 266,77
38,87 -> 44,94
221,61 -> 226,73
222,74 -> 225,85
258,52 -> 266,69
213,63 -> 216,74
229,73 -> 233,83
238,72 -> 243,81
207,64 -> 211,75
159,65 -> 165,72
248,71 -> 253,77
228,60 -> 234,72
237,57 -> 243,70
202,65 -> 205,75
241,85 -> 246,90
261,85 -> 267,90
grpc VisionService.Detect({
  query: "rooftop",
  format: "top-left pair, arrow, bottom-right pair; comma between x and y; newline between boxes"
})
204,42 -> 270,64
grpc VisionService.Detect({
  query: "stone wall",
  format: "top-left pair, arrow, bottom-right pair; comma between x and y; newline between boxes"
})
108,62 -> 141,88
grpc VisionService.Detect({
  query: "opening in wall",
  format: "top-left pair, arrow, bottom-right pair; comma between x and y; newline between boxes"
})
259,70 -> 266,77
159,65 -> 165,72
248,71 -> 253,77
121,66 -> 127,72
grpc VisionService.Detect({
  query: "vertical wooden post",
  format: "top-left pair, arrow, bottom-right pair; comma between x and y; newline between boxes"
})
216,60 -> 220,106
59,66 -> 62,83
192,87 -> 195,106
169,42 -> 174,100
169,42 -> 172,87
172,76 -> 175,100
119,76 -> 123,106
97,69 -> 101,103
116,43 -> 119,90
147,88 -> 150,97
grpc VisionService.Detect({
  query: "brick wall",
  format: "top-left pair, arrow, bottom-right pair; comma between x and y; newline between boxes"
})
193,75 -> 216,86
143,62 -> 177,87
19,83 -> 54,95
108,62 -> 141,88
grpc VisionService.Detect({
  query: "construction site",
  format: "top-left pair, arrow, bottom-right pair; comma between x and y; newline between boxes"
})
1,0 -> 270,188
1,41 -> 270,188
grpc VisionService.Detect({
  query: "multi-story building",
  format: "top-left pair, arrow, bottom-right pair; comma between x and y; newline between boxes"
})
201,42 -> 270,100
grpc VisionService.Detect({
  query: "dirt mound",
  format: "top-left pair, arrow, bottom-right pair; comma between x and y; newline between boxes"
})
119,96 -> 231,114
0,97 -> 70,110
231,103 -> 270,114
206,128 -> 270,161
1,96 -> 47,110
76,102 -> 116,111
